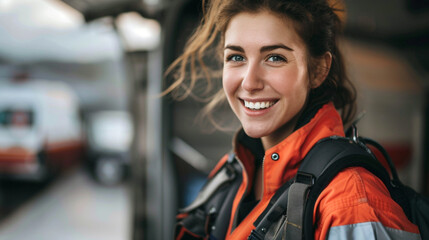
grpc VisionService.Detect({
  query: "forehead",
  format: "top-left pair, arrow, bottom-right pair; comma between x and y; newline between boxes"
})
224,11 -> 305,49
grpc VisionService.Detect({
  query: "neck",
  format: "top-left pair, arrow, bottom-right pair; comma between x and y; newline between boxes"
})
261,115 -> 299,150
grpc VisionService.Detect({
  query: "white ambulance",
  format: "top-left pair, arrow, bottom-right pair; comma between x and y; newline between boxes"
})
0,79 -> 83,180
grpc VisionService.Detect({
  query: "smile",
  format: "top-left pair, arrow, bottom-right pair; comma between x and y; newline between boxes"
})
243,100 -> 276,110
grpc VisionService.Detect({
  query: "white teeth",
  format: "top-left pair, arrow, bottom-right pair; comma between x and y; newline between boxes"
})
244,100 -> 274,110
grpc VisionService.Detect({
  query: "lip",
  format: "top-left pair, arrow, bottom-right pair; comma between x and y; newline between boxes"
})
239,97 -> 278,116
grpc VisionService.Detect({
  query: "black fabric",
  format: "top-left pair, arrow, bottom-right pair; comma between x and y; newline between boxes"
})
361,137 -> 429,239
253,179 -> 293,227
250,179 -> 295,239
209,159 -> 243,239
179,209 -> 207,237
294,94 -> 327,131
235,131 -> 264,226
405,186 -> 429,239
175,226 -> 205,240
237,193 -> 259,224
236,130 -> 265,167
175,158 -> 243,240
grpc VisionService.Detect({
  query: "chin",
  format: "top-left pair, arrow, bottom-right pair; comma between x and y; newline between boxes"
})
242,126 -> 270,139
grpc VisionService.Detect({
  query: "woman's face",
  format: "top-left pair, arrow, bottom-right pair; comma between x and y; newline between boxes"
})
223,11 -> 312,149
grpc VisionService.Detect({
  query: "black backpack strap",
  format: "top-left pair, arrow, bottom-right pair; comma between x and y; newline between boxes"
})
176,153 -> 242,240
249,136 -> 394,240
248,178 -> 295,240
180,153 -> 238,213
296,136 -> 393,240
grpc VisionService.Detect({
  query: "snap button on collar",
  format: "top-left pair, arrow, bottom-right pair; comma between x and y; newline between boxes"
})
271,153 -> 279,161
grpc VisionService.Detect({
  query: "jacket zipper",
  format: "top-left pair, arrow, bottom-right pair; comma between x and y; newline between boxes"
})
260,156 -> 265,200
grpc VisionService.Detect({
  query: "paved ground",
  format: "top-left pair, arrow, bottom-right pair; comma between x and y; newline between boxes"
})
0,169 -> 131,240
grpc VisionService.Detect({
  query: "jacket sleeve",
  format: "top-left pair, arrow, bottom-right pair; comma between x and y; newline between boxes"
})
314,167 -> 421,240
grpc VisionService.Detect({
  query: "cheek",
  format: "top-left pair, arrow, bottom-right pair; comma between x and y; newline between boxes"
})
271,69 -> 298,89
222,70 -> 239,99
272,68 -> 310,98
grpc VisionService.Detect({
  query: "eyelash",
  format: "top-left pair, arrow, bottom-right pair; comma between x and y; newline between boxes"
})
224,54 -> 288,63
266,54 -> 287,63
225,54 -> 245,62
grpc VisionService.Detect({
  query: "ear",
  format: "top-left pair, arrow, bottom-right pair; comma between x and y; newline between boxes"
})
311,52 -> 332,89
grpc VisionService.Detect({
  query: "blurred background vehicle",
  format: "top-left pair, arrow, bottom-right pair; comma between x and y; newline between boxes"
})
85,111 -> 133,185
0,76 -> 83,181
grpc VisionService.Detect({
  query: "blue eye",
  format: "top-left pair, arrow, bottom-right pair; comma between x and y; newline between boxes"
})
227,55 -> 245,62
267,55 -> 287,62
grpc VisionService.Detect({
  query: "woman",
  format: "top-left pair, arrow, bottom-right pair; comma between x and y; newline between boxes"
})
167,0 -> 421,239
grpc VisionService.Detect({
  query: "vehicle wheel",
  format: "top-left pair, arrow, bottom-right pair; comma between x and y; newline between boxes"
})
94,157 -> 123,185
36,149 -> 53,181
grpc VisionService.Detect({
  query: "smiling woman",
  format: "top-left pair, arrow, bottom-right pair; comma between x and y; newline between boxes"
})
223,11 -> 330,149
165,0 -> 422,239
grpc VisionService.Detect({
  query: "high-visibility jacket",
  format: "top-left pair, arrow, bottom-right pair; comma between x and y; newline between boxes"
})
179,103 -> 421,239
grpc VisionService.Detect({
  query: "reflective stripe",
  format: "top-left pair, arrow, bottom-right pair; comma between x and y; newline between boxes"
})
327,222 -> 421,240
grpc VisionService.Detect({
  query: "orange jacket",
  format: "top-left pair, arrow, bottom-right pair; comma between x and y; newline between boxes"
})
181,103 -> 420,239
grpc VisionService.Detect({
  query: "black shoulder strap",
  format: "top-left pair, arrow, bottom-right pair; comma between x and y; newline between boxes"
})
249,136 -> 393,240
297,136 -> 393,240
179,153 -> 239,213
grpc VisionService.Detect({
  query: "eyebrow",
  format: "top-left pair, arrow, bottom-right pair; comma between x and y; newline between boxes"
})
224,45 -> 244,52
261,44 -> 293,52
224,44 -> 294,52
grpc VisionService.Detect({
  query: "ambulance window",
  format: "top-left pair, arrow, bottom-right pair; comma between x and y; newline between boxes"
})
0,109 -> 34,127
0,110 -> 8,125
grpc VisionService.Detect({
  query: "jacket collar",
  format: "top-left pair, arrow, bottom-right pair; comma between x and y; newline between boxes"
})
233,102 -> 345,194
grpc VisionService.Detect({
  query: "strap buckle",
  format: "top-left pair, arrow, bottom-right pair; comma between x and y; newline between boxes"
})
295,171 -> 315,185
248,229 -> 265,240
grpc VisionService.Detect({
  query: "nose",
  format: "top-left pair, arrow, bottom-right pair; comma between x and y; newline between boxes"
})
241,62 -> 264,92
